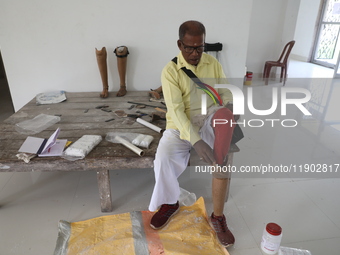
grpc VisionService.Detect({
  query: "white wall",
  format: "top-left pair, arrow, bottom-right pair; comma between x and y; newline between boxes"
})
245,0 -> 321,74
0,0 -> 253,111
281,0 -> 301,49
245,0 -> 289,74
292,0 -> 322,61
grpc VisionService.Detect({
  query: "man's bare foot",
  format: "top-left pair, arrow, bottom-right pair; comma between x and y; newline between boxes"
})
100,88 -> 109,98
116,86 -> 127,97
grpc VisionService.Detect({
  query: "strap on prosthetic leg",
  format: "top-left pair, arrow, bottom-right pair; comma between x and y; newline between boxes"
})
114,46 -> 129,58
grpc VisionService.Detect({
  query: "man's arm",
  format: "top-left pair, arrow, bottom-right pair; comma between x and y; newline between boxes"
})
161,60 -> 223,165
161,65 -> 202,145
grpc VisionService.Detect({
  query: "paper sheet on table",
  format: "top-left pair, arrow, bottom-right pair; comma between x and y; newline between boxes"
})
18,128 -> 64,156
39,139 -> 68,157
36,90 -> 67,105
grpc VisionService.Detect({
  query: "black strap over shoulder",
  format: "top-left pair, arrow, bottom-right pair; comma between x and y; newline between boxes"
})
171,57 -> 243,143
171,57 -> 221,105
172,57 -> 201,81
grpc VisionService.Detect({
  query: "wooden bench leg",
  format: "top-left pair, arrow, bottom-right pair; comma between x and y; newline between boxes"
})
96,170 -> 113,212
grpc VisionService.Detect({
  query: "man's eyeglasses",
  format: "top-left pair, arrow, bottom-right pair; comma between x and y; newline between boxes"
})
180,41 -> 205,53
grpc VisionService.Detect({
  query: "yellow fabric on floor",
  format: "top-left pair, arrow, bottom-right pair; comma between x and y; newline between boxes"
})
68,211 -> 135,255
54,197 -> 229,255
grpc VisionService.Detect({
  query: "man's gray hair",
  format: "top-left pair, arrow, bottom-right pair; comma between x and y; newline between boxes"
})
179,20 -> 206,40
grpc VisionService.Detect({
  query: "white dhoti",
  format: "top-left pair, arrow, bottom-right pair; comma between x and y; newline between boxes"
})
148,113 -> 216,212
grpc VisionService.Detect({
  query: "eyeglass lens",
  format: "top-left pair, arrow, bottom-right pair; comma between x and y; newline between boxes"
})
185,46 -> 204,53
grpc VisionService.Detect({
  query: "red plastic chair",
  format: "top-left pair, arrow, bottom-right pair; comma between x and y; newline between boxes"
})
263,40 -> 295,85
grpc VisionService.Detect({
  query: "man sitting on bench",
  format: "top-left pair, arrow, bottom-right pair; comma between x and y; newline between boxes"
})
148,20 -> 238,248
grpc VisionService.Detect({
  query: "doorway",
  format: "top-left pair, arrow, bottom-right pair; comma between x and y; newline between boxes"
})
0,50 -> 15,122
312,0 -> 340,69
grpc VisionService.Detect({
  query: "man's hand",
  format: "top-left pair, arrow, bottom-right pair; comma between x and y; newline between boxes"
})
226,103 -> 240,121
193,140 -> 215,165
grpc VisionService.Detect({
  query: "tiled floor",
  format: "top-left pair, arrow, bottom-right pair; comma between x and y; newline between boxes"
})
0,60 -> 340,254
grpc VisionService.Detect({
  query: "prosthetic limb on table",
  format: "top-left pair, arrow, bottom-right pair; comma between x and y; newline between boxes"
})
149,86 -> 163,99
114,46 -> 129,97
95,47 -> 109,98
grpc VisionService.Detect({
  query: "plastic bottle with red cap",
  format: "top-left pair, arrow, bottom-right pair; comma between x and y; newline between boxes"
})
261,222 -> 282,254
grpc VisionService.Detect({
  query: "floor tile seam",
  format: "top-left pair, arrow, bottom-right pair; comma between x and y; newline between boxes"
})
229,178 -> 294,188
228,193 -> 262,251
291,178 -> 325,183
230,246 -> 263,254
229,180 -> 339,250
292,178 -> 340,233
0,172 -> 14,193
281,236 -> 340,246
66,172 -> 83,220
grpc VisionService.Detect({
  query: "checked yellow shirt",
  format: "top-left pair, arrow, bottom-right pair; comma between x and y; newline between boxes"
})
161,52 -> 233,145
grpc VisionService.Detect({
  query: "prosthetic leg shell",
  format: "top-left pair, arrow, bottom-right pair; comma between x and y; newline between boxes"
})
95,47 -> 109,98
114,46 -> 129,97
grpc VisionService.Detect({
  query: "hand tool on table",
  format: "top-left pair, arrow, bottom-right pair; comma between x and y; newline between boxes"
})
127,101 -> 167,109
101,108 -> 112,112
155,107 -> 167,113
126,113 -> 147,118
114,110 -> 147,118
135,110 -> 151,116
96,105 -> 109,109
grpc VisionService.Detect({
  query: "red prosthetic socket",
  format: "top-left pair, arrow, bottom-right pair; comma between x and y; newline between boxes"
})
211,108 -> 235,165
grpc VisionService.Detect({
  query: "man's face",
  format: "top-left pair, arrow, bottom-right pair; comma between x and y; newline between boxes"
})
177,33 -> 205,66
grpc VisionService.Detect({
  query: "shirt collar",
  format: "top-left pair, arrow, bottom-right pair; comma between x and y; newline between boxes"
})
176,51 -> 210,71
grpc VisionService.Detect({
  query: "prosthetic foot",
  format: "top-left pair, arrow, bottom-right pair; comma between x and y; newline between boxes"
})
149,86 -> 163,99
114,46 -> 129,97
95,47 -> 109,98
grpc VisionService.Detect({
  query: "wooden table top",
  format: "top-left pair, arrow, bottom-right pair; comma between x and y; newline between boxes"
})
0,91 -> 166,172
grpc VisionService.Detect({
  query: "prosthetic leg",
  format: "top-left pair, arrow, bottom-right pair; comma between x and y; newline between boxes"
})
114,46 -> 129,97
95,47 -> 109,98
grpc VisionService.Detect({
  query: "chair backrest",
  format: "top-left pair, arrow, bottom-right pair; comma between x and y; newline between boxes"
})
277,40 -> 295,64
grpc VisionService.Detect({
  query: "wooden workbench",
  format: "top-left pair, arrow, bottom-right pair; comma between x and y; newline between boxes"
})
0,91 -> 165,212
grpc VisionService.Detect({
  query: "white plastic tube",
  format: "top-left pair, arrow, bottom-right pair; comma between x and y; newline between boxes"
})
115,136 -> 145,156
136,118 -> 164,133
